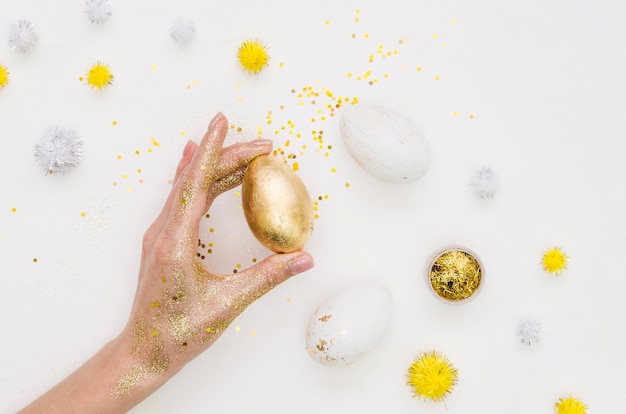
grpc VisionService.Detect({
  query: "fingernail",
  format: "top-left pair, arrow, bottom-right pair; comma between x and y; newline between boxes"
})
252,139 -> 273,147
182,140 -> 193,157
209,112 -> 226,129
288,254 -> 314,274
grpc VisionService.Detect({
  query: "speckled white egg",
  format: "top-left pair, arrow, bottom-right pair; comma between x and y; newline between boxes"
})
340,104 -> 430,184
305,284 -> 393,366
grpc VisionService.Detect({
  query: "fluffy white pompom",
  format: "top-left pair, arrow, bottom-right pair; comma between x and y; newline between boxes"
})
8,20 -> 38,53
516,319 -> 544,346
84,0 -> 112,24
34,127 -> 84,174
170,18 -> 195,44
471,167 -> 499,199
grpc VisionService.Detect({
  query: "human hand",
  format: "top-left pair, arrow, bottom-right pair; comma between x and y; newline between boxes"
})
20,112 -> 314,413
118,112 -> 315,398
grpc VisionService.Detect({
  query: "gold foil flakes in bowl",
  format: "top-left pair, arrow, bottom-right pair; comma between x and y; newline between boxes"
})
427,246 -> 483,303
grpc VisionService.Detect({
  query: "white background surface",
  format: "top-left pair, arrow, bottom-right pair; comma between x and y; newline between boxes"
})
2,0 -> 626,413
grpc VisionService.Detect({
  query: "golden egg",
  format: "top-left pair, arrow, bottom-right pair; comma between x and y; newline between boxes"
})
242,155 -> 314,253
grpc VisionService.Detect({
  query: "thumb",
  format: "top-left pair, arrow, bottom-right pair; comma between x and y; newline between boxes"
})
237,251 -> 314,298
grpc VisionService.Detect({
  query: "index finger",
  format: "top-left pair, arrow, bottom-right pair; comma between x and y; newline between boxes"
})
168,112 -> 229,243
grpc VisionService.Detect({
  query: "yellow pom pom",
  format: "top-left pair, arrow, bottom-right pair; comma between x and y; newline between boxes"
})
555,396 -> 587,414
542,246 -> 569,276
0,65 -> 9,89
407,350 -> 458,402
86,62 -> 113,90
237,39 -> 269,74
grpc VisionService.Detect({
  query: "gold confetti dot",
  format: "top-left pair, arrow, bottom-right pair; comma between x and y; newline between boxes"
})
345,182 -> 350,188
11,207 -> 16,213
469,114 -> 475,119
325,20 -> 330,25
235,326 -> 241,332
453,111 -> 458,116
435,76 -> 440,81
116,155 -> 122,160
451,19 -> 457,24
286,297 -> 292,302
180,131 -> 186,136
161,277 -> 167,283
112,120 -> 118,126
151,330 -> 158,336
81,212 -> 86,217
151,65 -> 157,70
251,330 -> 257,336
126,186 -> 132,192
33,258 -> 38,263
209,228 -> 215,233
432,33 -> 438,39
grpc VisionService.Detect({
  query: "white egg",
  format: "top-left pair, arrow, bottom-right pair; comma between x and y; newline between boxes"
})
340,104 -> 430,184
305,284 -> 393,366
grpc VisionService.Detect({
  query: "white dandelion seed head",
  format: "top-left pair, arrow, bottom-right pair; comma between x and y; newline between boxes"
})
34,127 -> 84,174
516,319 -> 544,346
84,0 -> 112,24
471,167 -> 499,199
8,20 -> 38,53
170,18 -> 195,44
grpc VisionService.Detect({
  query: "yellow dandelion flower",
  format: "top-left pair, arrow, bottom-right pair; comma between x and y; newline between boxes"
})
555,396 -> 587,414
407,351 -> 458,402
542,246 -> 569,275
86,62 -> 113,90
237,39 -> 269,74
0,65 -> 8,89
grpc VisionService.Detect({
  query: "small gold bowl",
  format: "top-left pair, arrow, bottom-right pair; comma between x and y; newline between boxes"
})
426,246 -> 483,303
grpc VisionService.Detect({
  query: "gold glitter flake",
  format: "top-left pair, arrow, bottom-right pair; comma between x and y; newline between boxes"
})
428,248 -> 483,302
